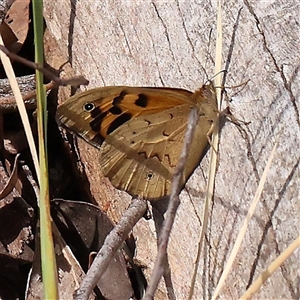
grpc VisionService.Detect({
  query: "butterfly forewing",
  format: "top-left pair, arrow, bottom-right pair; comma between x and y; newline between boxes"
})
57,86 -> 194,147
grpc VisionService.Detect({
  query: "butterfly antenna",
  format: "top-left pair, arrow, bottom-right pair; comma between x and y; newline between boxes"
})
208,69 -> 227,83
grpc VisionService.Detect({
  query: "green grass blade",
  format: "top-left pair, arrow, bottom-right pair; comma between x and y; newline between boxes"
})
32,0 -> 58,299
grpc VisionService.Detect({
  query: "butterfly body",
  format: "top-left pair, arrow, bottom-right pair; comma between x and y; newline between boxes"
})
57,84 -> 218,201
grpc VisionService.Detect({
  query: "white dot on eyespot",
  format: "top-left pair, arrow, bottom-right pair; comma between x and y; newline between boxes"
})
146,173 -> 154,180
83,103 -> 95,112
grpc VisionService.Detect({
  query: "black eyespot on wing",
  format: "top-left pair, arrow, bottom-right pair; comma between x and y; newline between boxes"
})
90,111 -> 108,132
146,172 -> 153,180
113,91 -> 127,105
109,106 -> 122,115
83,102 -> 95,112
135,93 -> 148,108
107,113 -> 132,135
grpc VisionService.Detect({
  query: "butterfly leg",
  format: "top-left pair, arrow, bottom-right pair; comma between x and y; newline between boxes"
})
206,122 -> 218,155
221,106 -> 251,127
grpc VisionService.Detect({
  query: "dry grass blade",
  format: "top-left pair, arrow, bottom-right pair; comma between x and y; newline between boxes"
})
239,235 -> 300,299
188,1 -> 222,298
0,34 -> 40,184
211,142 -> 278,300
143,108 -> 200,300
74,198 -> 147,300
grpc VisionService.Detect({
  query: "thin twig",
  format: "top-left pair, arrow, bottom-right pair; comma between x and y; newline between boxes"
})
74,197 -> 148,300
143,108 -> 199,300
0,153 -> 20,199
0,45 -> 89,87
0,0 -> 12,21
152,208 -> 176,300
22,164 -> 40,201
0,80 -> 57,112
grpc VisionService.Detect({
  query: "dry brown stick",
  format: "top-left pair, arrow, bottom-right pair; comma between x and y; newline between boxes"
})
0,80 -> 57,112
74,197 -> 148,300
143,108 -> 199,300
0,45 -> 89,87
0,0 -> 13,21
152,208 -> 176,300
22,164 -> 40,201
0,153 -> 20,199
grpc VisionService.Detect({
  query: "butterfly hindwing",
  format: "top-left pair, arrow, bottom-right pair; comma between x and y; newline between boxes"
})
100,105 -> 193,200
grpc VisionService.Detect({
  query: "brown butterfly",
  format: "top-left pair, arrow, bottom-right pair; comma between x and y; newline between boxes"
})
56,83 -> 218,201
